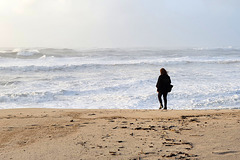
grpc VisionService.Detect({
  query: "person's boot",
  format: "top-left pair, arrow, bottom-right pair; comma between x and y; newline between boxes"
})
159,104 -> 163,109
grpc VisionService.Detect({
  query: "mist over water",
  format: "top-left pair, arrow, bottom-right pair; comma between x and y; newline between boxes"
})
0,48 -> 239,110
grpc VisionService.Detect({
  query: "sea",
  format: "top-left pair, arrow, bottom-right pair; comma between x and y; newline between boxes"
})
0,47 -> 239,110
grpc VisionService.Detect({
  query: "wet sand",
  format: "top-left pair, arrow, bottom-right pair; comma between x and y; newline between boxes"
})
0,109 -> 240,159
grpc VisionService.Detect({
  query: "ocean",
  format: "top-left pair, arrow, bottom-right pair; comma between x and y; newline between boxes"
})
0,47 -> 239,110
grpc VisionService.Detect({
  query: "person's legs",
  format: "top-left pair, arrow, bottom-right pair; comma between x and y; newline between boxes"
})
163,92 -> 168,110
158,92 -> 163,109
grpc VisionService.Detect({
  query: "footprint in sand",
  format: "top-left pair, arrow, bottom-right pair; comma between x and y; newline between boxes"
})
212,150 -> 239,155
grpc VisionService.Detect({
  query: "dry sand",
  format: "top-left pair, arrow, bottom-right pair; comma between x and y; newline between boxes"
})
0,109 -> 240,160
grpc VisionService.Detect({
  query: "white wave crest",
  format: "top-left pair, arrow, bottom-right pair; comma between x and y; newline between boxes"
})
16,49 -> 40,56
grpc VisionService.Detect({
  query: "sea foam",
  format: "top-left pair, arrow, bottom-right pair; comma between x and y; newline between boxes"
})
0,48 -> 239,110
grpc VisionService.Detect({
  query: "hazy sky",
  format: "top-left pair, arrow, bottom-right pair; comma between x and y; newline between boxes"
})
0,0 -> 239,48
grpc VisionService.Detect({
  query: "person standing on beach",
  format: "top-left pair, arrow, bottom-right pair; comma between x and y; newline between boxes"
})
156,68 -> 172,110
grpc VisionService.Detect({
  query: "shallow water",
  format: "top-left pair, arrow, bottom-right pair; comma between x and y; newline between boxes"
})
0,47 -> 239,109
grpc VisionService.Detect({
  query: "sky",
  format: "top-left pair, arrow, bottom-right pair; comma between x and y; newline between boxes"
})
0,0 -> 240,49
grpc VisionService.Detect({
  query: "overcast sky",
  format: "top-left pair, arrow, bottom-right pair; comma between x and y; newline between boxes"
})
0,0 -> 239,48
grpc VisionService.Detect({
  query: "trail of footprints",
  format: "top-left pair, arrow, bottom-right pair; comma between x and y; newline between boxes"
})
72,114 -> 202,159
1,112 -> 209,159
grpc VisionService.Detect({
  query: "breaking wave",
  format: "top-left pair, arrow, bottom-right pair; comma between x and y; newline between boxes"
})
0,47 -> 239,109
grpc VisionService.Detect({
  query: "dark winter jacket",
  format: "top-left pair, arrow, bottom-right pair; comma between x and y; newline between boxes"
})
156,74 -> 171,93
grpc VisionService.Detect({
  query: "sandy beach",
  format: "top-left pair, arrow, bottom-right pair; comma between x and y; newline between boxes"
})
0,109 -> 240,160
